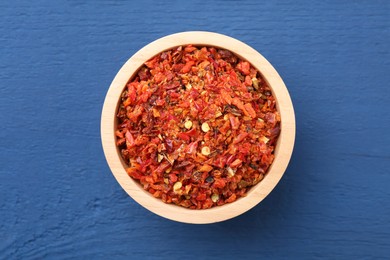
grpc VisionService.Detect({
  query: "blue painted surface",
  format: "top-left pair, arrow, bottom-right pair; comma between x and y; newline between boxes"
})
1,0 -> 389,259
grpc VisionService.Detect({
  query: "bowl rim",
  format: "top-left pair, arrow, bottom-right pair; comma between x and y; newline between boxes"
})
101,31 -> 295,224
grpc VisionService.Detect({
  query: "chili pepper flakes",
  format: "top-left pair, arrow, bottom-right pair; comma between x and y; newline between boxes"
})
116,45 -> 281,209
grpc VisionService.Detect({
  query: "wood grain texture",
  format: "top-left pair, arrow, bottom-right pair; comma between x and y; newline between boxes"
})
1,0 -> 389,258
101,31 -> 295,223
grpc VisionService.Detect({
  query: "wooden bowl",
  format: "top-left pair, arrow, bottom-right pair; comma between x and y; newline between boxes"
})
101,31 -> 295,224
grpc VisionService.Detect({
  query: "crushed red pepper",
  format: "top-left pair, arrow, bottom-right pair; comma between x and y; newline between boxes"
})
116,45 -> 281,209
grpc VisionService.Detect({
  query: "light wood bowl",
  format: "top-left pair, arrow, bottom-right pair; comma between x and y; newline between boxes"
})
101,31 -> 295,224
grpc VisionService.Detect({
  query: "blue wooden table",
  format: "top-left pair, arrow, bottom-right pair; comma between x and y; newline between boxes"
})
1,1 -> 389,259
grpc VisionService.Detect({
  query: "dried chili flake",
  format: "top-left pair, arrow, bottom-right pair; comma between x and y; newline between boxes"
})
116,45 -> 281,209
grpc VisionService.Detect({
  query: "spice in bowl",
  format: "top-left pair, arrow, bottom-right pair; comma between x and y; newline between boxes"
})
115,45 -> 280,209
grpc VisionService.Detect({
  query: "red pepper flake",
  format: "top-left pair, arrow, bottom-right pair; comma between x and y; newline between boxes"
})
198,164 -> 213,172
213,178 -> 226,189
169,173 -> 178,183
116,45 -> 281,209
229,115 -> 240,130
230,158 -> 243,168
181,60 -> 195,74
225,193 -> 237,203
233,132 -> 248,144
244,103 -> 256,118
236,61 -> 250,75
196,193 -> 207,201
125,131 -> 135,147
